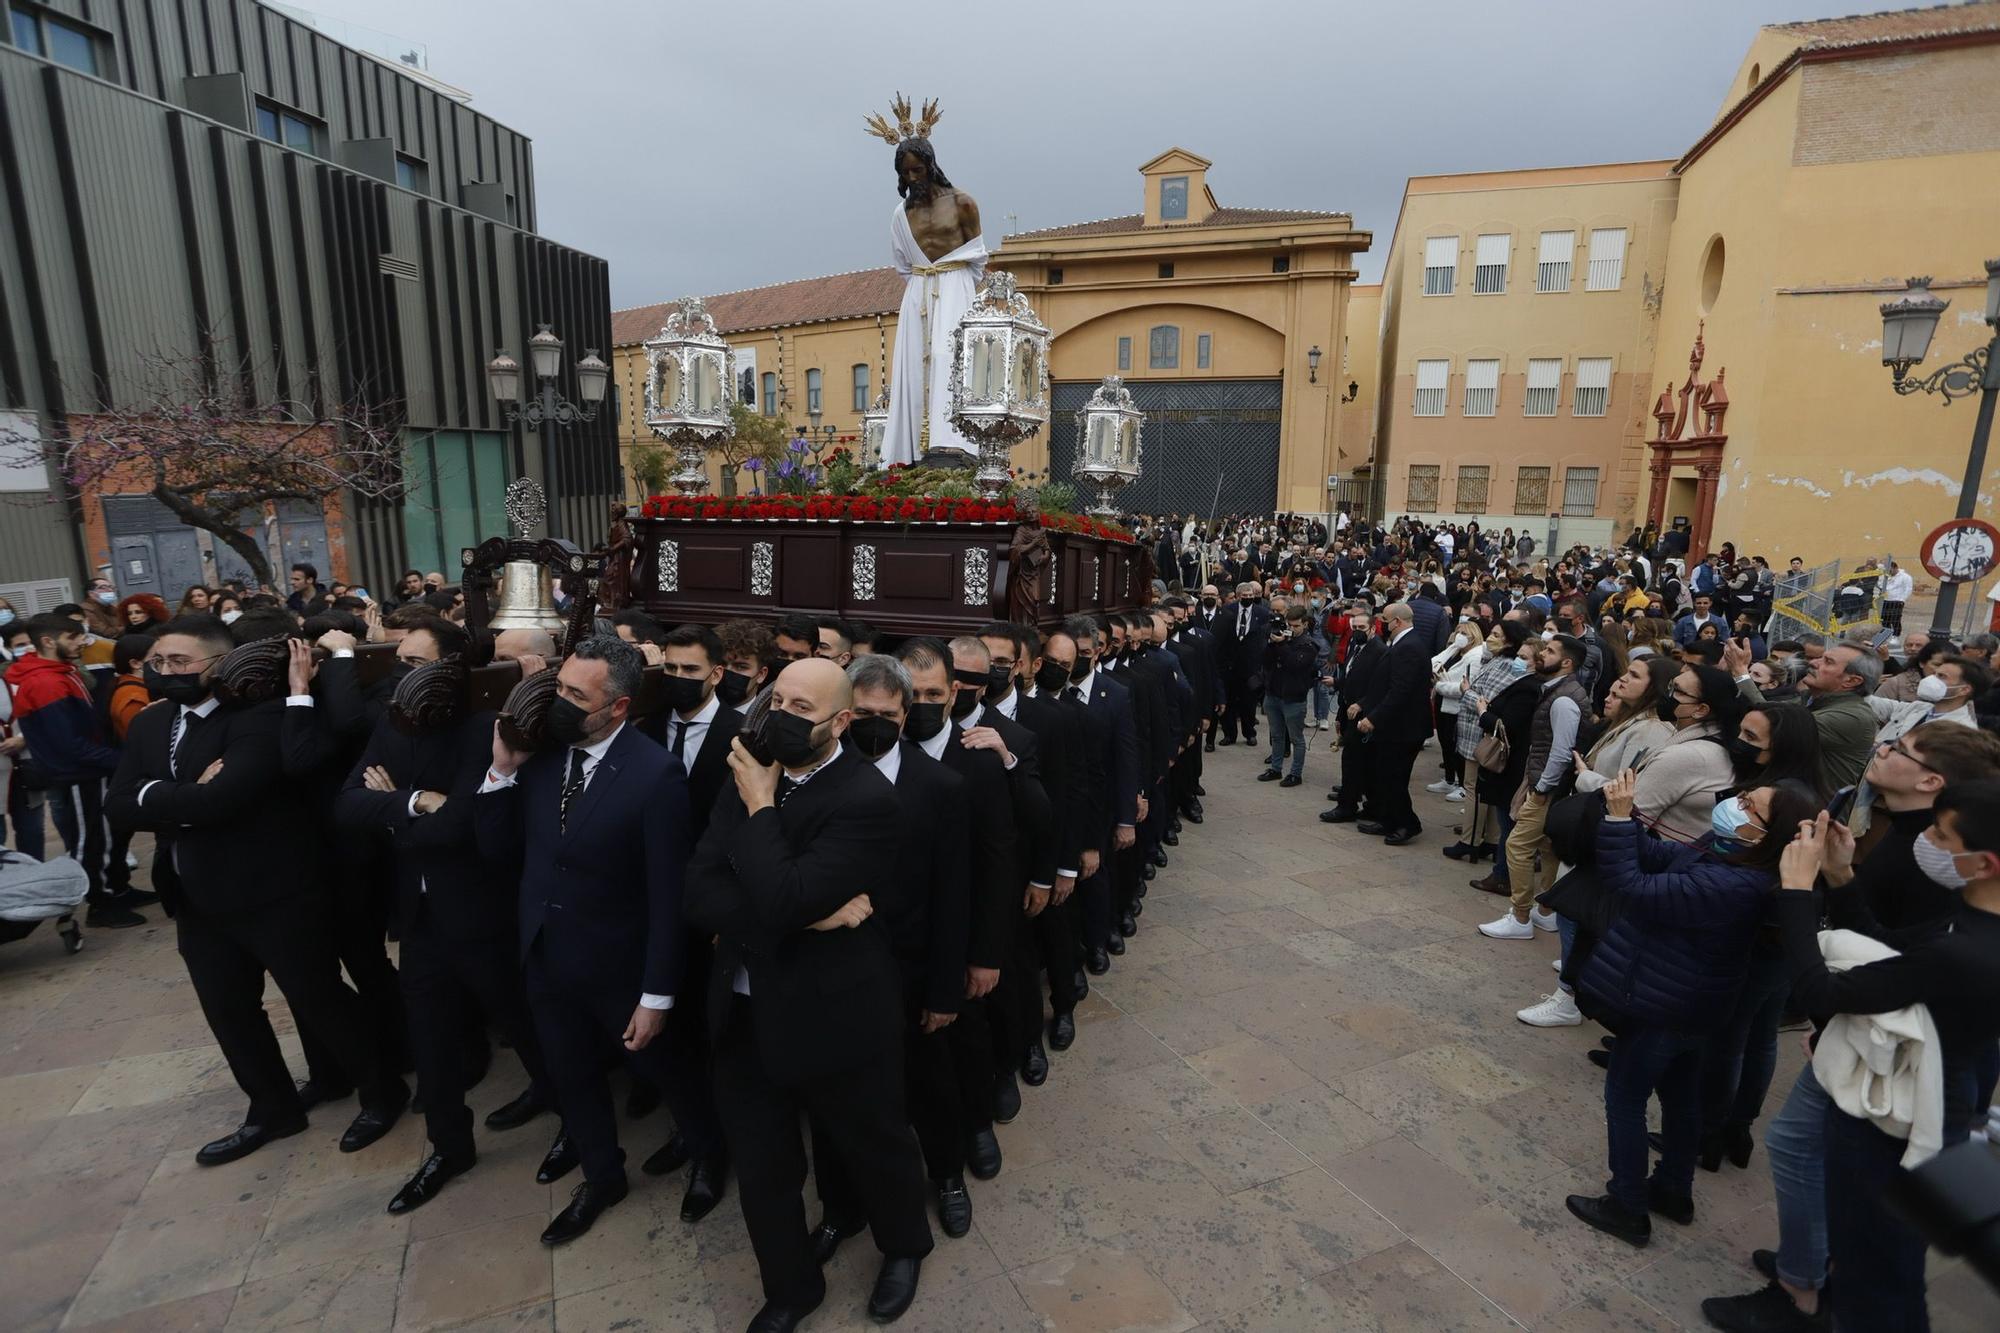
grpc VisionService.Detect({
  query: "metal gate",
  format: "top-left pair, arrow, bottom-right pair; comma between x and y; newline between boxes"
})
1047,379 -> 1281,519
101,495 -> 209,602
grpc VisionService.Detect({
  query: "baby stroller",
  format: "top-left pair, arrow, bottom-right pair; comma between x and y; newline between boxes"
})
0,848 -> 89,955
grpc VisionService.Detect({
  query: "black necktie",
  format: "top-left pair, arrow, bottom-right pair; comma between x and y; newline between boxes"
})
670,718 -> 687,759
169,709 -> 188,777
775,775 -> 798,809
1238,606 -> 1250,637
1063,686 -> 1082,703
559,748 -> 587,832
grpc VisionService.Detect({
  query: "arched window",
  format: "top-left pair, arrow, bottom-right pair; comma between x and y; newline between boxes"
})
760,372 -> 776,416
1148,326 -> 1179,370
852,364 -> 870,412
806,368 -> 823,415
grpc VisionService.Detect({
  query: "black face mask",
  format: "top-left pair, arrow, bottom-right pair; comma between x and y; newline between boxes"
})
904,700 -> 947,742
1071,655 -> 1093,683
983,666 -> 1013,704
1035,660 -> 1071,695
1725,734 -> 1765,772
715,670 -> 755,708
144,664 -> 211,707
1200,597 -> 1217,609
544,696 -> 603,748
762,710 -> 829,769
662,674 -> 709,714
949,687 -> 981,720
1655,696 -> 1682,724
847,714 -> 901,759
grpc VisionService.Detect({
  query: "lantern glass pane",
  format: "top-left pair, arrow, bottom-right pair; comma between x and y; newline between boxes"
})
1119,419 -> 1139,466
972,335 -> 1004,402
1088,415 -> 1113,462
1013,340 -> 1039,404
694,356 -> 722,413
530,338 -> 561,381
654,358 -> 681,411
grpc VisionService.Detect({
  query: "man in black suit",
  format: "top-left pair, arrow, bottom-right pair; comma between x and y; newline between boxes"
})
1163,597 -> 1217,817
105,617 -> 407,1166
1355,602 -> 1433,845
647,624 -> 743,842
813,653 -> 974,1242
1057,617 -> 1140,977
1017,628 -> 1103,1055
334,659 -> 557,1216
1215,581 -> 1272,745
686,657 -> 933,1330
475,634 -> 724,1245
1322,606 -> 1385,823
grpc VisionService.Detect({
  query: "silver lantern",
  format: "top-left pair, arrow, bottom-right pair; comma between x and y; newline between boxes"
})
859,389 -> 891,471
643,296 -> 736,496
1072,376 -> 1144,517
948,271 -> 1052,499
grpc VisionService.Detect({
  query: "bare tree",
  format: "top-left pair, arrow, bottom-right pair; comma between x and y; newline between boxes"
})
8,342 -> 403,587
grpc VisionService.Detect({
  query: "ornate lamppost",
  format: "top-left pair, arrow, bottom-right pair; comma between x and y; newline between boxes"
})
643,296 -> 736,495
949,271 -> 1052,499
1072,375 -> 1144,517
1880,260 -> 2000,636
486,326 -> 609,530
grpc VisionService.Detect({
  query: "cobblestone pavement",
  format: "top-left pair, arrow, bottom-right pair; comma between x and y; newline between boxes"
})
3,734 -> 1997,1331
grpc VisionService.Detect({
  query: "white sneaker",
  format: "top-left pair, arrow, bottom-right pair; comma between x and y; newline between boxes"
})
1529,908 -> 1558,932
1551,958 -> 1563,972
1478,914 -> 1536,940
1425,779 -> 1454,794
1518,990 -> 1583,1027
1444,785 -> 1466,802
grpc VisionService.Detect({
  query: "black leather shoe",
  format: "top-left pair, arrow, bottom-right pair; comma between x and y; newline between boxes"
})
1141,862 -> 1158,882
1150,845 -> 1169,868
1257,768 -> 1282,782
1217,736 -> 1236,747
967,1127 -> 1003,1180
338,1100 -> 405,1154
1131,899 -> 1144,919
1163,828 -> 1180,846
1319,807 -> 1359,824
1049,1012 -> 1076,1051
1203,739 -> 1215,753
1441,840 -> 1477,861
1086,947 -> 1111,975
1072,969 -> 1089,999
540,1176 -> 628,1246
679,1154 -> 727,1222
992,1072 -> 1022,1125
1192,784 -> 1206,797
937,1175 -> 972,1238
484,1086 -> 549,1131
387,1151 -> 473,1214
1280,775 -> 1301,788
295,1077 -> 353,1112
1184,803 -> 1204,824
642,1132 -> 690,1177
809,1214 -> 864,1265
1022,1043 -> 1049,1086
1117,912 -> 1137,938
84,903 -> 147,929
1565,1192 -> 1650,1247
749,1294 -> 825,1333
868,1255 -> 923,1322
1648,1179 -> 1695,1226
1105,935 -> 1125,957
1356,820 -> 1388,836
624,1079 -> 660,1120
536,1131 -> 578,1184
195,1118 -> 307,1167
1243,733 -> 1258,746
1587,1048 -> 1612,1070
1383,828 -> 1421,847
106,887 -> 160,909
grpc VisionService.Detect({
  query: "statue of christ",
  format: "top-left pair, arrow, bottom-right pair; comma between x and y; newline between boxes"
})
867,97 -> 987,467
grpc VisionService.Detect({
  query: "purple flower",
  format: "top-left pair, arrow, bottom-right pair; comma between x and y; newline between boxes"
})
805,467 -> 821,485
742,457 -> 762,472
776,460 -> 796,479
788,437 -> 808,454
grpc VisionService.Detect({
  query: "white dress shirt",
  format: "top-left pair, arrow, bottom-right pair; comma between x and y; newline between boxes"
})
137,695 -> 223,805
667,691 -> 722,763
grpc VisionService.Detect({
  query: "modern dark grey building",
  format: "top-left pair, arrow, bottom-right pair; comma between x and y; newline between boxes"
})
0,0 -> 618,609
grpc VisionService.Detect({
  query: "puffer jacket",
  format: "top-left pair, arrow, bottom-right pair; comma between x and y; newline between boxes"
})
1578,815 -> 1771,1032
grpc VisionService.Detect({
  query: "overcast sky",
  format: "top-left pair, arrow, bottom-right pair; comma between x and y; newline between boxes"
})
311,0 -> 1850,307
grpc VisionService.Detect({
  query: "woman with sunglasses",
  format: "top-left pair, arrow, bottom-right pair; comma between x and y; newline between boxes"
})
1567,769 -> 1822,1248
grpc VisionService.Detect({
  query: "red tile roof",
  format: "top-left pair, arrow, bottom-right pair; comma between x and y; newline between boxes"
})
1768,1 -> 2000,45
612,267 -> 904,346
1008,206 -> 1350,241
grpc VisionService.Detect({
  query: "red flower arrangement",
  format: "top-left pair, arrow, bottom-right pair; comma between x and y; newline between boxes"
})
639,491 -> 1134,543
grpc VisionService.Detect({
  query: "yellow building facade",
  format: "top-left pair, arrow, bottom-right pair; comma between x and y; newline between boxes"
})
1371,4 -> 2000,567
612,149 -> 1373,518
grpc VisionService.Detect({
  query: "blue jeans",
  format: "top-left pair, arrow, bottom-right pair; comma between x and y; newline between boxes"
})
1310,682 -> 1332,724
1826,1106 -> 1929,1333
1262,696 -> 1307,779
1699,945 -> 1791,1138
1556,914 -> 1578,991
1766,1064 -> 1831,1291
1490,807 -> 1516,885
1603,1025 -> 1704,1211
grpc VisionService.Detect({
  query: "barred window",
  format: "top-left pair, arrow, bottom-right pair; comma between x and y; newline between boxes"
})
1537,230 -> 1575,293
1574,357 -> 1612,417
1456,464 -> 1490,514
1586,228 -> 1627,291
1413,359 -> 1448,417
1423,236 -> 1457,296
1515,465 -> 1550,515
1474,233 -> 1508,294
1196,334 -> 1211,369
1524,359 -> 1562,417
1463,359 -> 1499,417
1117,337 -> 1131,371
1407,464 -> 1440,513
1562,466 -> 1601,516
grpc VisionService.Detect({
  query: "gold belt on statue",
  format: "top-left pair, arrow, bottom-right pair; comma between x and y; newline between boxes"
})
911,260 -> 972,277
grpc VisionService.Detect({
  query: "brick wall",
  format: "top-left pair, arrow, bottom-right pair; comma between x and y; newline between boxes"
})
1794,46 -> 2000,166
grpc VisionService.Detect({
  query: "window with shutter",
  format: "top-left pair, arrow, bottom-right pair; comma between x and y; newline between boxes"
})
1413,360 -> 1449,417
1586,228 -> 1627,290
1456,465 -> 1490,514
1463,359 -> 1499,417
1524,359 -> 1562,417
1424,237 -> 1457,296
1407,465 -> 1440,513
1515,466 -> 1551,515
1474,234 -> 1508,294
1149,327 -> 1180,370
1196,334 -> 1211,369
852,364 -> 870,412
1574,357 -> 1612,416
1537,231 -> 1575,293
1562,467 -> 1601,516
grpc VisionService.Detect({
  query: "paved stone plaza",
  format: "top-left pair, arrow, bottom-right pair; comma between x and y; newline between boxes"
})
3,736 -> 1997,1331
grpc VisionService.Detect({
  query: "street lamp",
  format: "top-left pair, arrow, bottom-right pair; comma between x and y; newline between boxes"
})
1880,260 -> 2000,636
488,324 -> 609,531
1307,345 -> 1322,384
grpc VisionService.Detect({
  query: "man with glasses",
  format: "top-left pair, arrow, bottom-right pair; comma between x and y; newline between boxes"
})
1729,636 -> 1879,792
106,616 -> 409,1166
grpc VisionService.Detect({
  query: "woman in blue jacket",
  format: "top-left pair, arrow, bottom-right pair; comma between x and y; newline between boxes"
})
1566,768 -> 1822,1247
